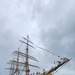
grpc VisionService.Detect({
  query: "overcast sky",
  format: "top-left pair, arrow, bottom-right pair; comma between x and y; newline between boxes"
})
0,0 -> 75,75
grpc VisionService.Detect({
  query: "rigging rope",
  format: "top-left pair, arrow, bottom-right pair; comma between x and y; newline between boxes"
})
52,63 -> 68,75
18,42 -> 23,50
28,37 -> 62,58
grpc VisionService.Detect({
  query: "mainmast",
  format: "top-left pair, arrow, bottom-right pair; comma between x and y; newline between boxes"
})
25,35 -> 29,75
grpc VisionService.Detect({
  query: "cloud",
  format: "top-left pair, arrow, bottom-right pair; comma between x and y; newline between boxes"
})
31,0 -> 75,74
0,0 -> 75,75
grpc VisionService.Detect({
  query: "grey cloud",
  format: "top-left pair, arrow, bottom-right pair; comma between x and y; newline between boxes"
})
0,0 -> 75,75
32,0 -> 75,74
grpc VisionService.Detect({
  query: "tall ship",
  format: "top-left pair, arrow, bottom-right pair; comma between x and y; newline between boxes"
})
6,35 -> 71,75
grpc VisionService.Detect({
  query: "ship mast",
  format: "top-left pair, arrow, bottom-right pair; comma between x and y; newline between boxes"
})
16,48 -> 19,75
25,35 -> 29,75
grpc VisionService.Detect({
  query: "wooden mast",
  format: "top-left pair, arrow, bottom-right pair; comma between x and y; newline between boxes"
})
25,35 -> 29,75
